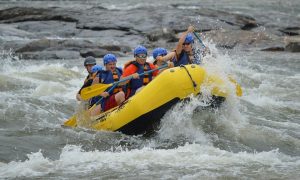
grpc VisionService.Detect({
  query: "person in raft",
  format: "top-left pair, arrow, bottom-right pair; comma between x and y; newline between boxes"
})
76,56 -> 99,101
121,45 -> 160,99
89,54 -> 125,116
155,25 -> 204,67
152,47 -> 175,71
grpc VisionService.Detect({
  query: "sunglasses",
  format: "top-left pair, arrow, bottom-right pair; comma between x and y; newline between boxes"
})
136,54 -> 147,59
158,53 -> 167,57
183,43 -> 191,46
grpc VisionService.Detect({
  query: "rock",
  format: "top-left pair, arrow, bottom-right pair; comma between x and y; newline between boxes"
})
171,5 -> 258,30
101,45 -> 132,53
205,29 -> 272,49
15,39 -> 97,52
0,24 -> 34,38
2,40 -> 31,51
285,42 -> 300,52
59,39 -> 96,49
77,29 -> 126,38
236,15 -> 258,30
16,21 -> 78,38
20,50 -> 80,60
101,45 -> 121,52
118,46 -> 132,53
0,4 -> 296,59
55,50 -> 81,59
79,48 -> 129,58
76,29 -> 144,49
261,47 -> 285,51
79,48 -> 109,58
0,7 -> 77,23
285,36 -> 300,52
16,39 -> 56,52
74,8 -> 156,34
279,27 -> 300,36
13,37 -> 132,59
146,28 -> 177,42
0,7 -> 47,20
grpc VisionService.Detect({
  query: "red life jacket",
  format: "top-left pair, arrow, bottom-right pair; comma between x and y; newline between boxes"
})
124,60 -> 153,98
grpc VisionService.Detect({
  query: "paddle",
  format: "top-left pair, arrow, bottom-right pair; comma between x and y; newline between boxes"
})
193,32 -> 206,48
228,76 -> 243,97
192,31 -> 208,64
80,83 -> 113,100
63,64 -> 168,127
63,83 -> 118,128
63,114 -> 77,127
80,64 -> 168,100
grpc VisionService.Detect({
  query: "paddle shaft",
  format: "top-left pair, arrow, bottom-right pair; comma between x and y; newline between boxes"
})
93,83 -> 118,106
112,63 -> 168,86
193,32 -> 206,48
93,63 -> 168,106
80,64 -> 168,101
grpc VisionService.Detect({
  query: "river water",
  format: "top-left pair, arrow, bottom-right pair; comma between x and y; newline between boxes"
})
1,0 -> 300,179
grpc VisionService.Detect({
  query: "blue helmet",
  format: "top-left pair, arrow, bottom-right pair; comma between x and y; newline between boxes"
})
153,48 -> 168,59
103,54 -> 117,65
184,33 -> 194,44
84,56 -> 96,66
134,45 -> 147,56
91,65 -> 103,73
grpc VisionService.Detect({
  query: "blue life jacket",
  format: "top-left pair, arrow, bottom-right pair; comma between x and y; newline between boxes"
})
100,67 -> 123,93
89,67 -> 123,107
172,51 -> 191,67
125,61 -> 153,98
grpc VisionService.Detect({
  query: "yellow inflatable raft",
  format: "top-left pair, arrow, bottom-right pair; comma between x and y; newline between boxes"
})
65,64 -> 242,135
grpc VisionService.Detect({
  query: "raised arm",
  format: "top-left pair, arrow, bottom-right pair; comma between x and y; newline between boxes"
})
156,51 -> 176,63
175,25 -> 195,56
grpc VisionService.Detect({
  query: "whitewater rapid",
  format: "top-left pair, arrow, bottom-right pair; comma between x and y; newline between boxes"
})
1,38 -> 300,178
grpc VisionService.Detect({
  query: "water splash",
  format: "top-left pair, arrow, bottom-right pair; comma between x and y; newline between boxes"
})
1,144 -> 299,179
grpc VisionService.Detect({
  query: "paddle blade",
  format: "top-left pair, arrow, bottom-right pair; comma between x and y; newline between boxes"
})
205,75 -> 243,97
206,75 -> 228,97
235,83 -> 243,97
80,83 -> 113,100
228,77 -> 243,97
63,115 -> 77,127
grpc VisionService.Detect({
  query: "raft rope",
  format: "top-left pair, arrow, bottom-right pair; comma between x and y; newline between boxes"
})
180,65 -> 197,90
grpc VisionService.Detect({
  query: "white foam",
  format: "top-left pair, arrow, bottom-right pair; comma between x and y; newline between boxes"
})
0,55 -> 84,99
1,144 -> 299,178
32,82 -> 67,97
0,151 -> 53,178
156,41 -> 247,143
104,3 -> 158,10
158,95 -> 212,144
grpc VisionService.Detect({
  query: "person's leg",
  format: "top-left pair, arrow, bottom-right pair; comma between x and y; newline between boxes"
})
115,91 -> 125,105
89,104 -> 102,116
